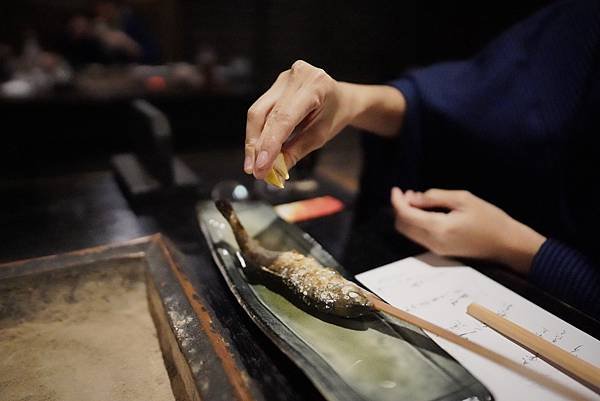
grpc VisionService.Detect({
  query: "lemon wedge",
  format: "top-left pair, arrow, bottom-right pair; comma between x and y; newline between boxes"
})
264,153 -> 289,189
272,152 -> 289,180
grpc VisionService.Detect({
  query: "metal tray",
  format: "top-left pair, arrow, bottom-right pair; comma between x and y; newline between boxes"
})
0,235 -> 256,401
197,201 -> 493,401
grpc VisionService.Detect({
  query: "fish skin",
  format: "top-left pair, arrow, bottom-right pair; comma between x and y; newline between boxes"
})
215,200 -> 374,318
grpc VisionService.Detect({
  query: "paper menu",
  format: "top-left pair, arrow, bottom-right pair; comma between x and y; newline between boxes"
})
355,253 -> 600,401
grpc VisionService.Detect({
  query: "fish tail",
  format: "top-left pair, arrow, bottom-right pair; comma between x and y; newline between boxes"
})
215,199 -> 235,221
215,199 -> 251,250
215,200 -> 279,267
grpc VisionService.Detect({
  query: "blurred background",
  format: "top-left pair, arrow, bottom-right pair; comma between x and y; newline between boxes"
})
0,0 -> 548,186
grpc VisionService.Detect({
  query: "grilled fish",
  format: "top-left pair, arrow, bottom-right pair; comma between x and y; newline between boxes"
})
216,200 -> 374,318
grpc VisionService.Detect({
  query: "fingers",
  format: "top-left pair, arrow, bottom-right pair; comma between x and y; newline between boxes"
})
391,187 -> 442,245
253,92 -> 314,176
253,90 -> 320,177
245,72 -> 288,174
252,61 -> 330,179
406,189 -> 471,210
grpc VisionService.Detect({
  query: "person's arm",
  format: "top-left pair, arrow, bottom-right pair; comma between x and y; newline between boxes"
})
391,187 -> 600,318
244,60 -> 406,178
390,187 -> 546,275
94,23 -> 142,60
339,82 -> 406,137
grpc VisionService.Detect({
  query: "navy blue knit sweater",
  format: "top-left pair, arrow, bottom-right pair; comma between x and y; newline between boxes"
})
388,0 -> 600,318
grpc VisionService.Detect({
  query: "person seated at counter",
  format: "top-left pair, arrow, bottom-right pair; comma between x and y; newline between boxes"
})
242,0 -> 600,318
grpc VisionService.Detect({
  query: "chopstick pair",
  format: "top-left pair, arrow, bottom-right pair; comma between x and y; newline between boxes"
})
365,294 -> 600,399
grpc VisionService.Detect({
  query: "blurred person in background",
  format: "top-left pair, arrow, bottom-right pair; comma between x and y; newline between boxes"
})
63,0 -> 159,67
242,0 -> 600,317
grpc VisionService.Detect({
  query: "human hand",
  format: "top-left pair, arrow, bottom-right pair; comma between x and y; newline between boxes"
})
95,25 -> 141,58
245,60 -> 358,179
391,187 -> 546,274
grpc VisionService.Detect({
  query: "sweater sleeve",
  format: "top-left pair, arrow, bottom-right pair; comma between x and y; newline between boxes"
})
385,0 -> 600,195
531,239 -> 600,318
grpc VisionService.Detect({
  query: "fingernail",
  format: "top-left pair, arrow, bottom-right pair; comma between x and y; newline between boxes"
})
244,155 -> 253,173
256,150 -> 269,169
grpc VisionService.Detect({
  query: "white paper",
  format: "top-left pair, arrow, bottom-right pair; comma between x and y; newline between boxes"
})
356,253 -> 600,401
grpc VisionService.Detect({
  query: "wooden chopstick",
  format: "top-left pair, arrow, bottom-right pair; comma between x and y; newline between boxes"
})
467,302 -> 600,394
366,294 -> 598,400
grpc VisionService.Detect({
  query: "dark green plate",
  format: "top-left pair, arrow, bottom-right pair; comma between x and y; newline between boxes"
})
197,201 -> 492,401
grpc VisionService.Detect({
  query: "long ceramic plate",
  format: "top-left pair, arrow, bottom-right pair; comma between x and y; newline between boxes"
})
197,201 -> 493,401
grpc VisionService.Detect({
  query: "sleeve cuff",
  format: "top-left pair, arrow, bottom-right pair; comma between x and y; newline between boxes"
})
530,239 -> 600,317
